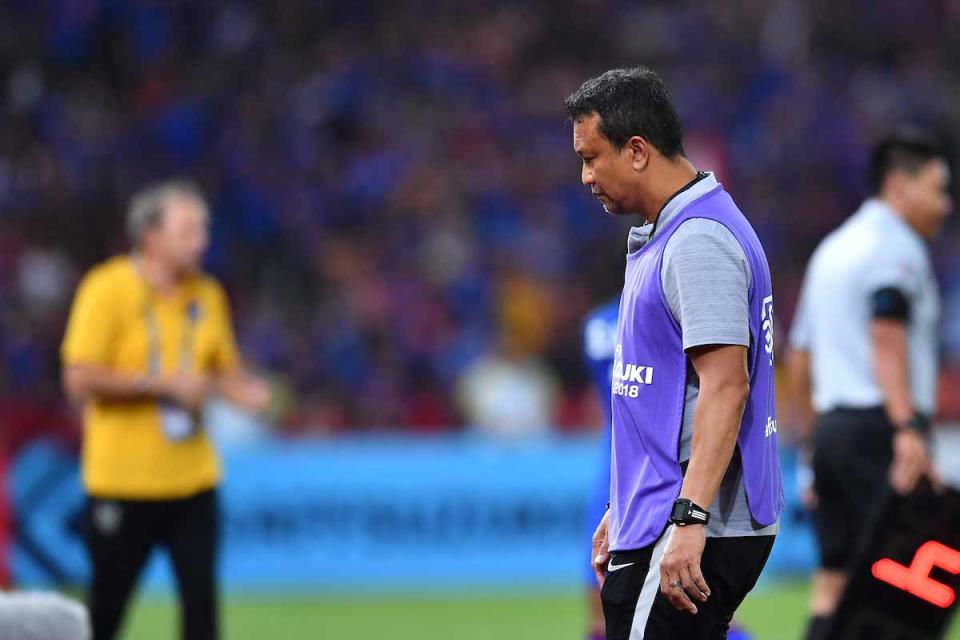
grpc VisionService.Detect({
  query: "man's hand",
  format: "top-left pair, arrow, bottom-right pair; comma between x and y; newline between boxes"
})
889,428 -> 937,494
592,511 -> 610,588
659,525 -> 710,614
160,373 -> 212,413
797,445 -> 818,511
217,373 -> 274,416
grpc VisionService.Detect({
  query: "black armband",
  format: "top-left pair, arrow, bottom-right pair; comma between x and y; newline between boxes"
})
871,287 -> 910,321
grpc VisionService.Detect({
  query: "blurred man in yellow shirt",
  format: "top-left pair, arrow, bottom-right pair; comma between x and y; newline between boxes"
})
61,180 -> 271,640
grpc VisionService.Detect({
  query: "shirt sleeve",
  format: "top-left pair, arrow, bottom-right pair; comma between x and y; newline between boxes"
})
208,281 -> 242,374
61,270 -> 116,367
861,245 -> 923,298
661,219 -> 751,352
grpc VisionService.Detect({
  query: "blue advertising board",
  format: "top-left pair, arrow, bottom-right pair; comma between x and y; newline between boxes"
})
9,435 -> 814,592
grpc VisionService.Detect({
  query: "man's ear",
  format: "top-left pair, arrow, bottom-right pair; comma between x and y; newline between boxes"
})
627,136 -> 650,172
882,170 -> 907,200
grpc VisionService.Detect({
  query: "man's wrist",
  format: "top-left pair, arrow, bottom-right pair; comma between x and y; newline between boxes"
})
895,411 -> 931,436
135,374 -> 163,398
669,497 -> 711,526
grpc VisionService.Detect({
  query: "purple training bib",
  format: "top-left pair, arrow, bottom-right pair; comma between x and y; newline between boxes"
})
608,182 -> 784,551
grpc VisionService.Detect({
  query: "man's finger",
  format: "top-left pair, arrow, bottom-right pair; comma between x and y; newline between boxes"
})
662,570 -> 697,614
660,574 -> 676,610
902,453 -> 924,492
679,565 -> 707,603
686,562 -> 711,601
672,579 -> 698,614
891,469 -> 911,494
928,465 -> 944,493
594,565 -> 605,589
659,567 -> 677,606
915,445 -> 943,491
890,459 -> 915,494
593,546 -> 608,588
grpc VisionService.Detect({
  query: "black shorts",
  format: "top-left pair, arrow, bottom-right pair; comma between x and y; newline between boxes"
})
812,407 -> 894,571
601,531 -> 774,640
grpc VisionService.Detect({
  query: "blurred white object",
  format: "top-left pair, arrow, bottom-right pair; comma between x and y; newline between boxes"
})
456,353 -> 557,439
204,397 -> 271,446
18,248 -> 73,313
933,425 -> 960,490
0,591 -> 90,640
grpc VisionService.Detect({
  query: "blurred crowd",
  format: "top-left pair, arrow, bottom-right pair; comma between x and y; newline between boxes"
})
2,0 -> 960,443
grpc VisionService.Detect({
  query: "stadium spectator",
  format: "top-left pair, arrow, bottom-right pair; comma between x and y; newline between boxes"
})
0,1 -> 957,438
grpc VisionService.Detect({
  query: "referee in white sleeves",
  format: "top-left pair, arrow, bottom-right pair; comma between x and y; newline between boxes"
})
787,129 -> 951,640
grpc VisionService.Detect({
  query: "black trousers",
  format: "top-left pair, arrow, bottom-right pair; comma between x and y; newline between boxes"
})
601,531 -> 775,640
811,407 -> 894,570
85,488 -> 219,640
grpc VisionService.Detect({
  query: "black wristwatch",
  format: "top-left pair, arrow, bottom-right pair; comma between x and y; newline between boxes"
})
903,412 -> 931,437
669,498 -> 710,526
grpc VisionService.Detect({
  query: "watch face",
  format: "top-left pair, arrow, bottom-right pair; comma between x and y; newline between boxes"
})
671,501 -> 687,520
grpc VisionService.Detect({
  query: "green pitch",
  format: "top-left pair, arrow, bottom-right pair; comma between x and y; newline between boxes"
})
120,581 -> 960,639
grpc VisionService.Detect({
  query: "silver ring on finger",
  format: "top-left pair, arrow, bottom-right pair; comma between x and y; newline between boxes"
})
669,580 -> 682,588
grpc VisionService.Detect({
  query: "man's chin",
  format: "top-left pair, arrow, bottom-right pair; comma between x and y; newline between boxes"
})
176,263 -> 202,277
601,202 -> 625,216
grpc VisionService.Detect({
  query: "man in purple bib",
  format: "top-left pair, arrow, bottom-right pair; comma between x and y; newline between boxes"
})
565,67 -> 783,639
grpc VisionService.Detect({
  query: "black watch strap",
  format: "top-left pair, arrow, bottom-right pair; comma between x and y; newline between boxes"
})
669,498 -> 710,526
903,412 -> 931,436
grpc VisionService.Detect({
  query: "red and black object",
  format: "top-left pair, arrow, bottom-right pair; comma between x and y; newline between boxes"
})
827,481 -> 960,639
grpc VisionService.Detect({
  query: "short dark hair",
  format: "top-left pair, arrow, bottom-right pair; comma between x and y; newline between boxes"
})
564,67 -> 685,157
866,128 -> 949,194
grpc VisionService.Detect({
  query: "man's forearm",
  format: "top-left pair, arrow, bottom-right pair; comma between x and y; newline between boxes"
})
786,348 -> 815,440
679,381 -> 748,508
872,319 -> 913,427
63,364 -> 166,403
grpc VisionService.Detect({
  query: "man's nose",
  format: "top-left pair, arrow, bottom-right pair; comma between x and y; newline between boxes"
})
581,164 -> 594,187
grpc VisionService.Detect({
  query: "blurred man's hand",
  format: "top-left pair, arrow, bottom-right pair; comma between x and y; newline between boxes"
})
889,428 -> 938,494
217,373 -> 274,416
161,373 -> 212,413
797,444 -> 818,511
592,510 -> 610,588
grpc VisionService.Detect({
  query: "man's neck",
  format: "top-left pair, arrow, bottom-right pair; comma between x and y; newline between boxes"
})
878,195 -> 924,238
136,253 -> 181,295
638,157 -> 699,223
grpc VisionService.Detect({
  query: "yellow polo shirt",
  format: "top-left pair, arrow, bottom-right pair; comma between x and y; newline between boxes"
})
61,256 -> 240,499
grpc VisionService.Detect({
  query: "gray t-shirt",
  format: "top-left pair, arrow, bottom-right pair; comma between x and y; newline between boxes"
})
628,174 -> 779,538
